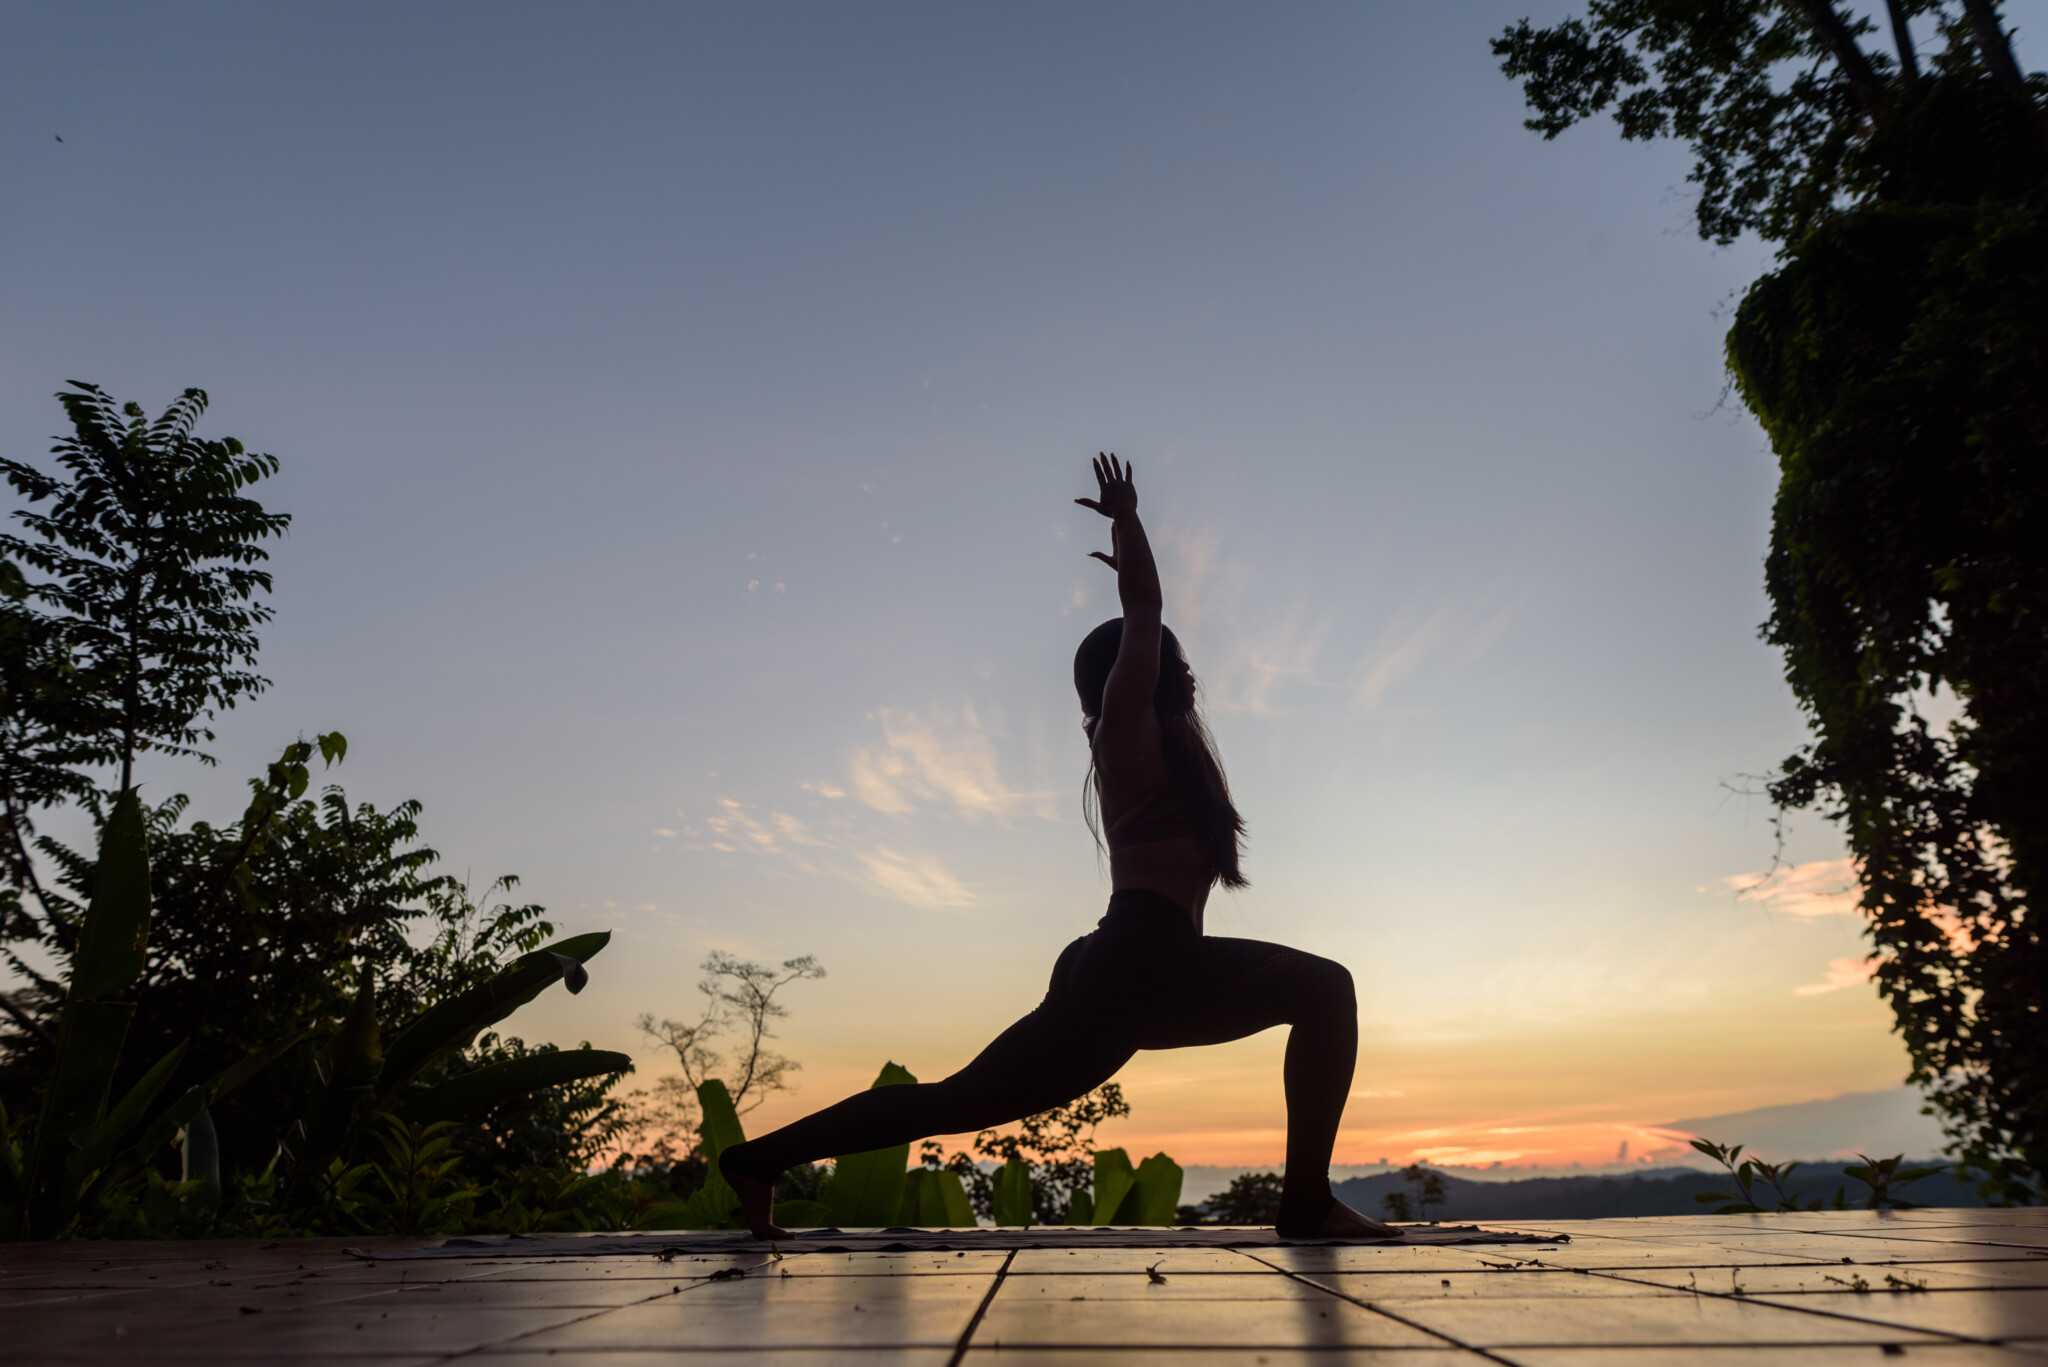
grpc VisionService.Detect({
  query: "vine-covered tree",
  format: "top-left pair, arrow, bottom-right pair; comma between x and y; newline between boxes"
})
1497,1 -> 2048,1200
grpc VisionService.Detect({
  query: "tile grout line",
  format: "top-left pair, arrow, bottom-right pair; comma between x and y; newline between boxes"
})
944,1248 -> 1017,1367
1577,1265 -> 1992,1346
423,1255 -> 779,1363
1232,1250 -> 1525,1367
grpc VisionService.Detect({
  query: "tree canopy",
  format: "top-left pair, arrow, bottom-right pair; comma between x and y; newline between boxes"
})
1500,2 -> 2048,1202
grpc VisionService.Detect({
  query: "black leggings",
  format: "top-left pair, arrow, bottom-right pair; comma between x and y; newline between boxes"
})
721,889 -> 1358,1232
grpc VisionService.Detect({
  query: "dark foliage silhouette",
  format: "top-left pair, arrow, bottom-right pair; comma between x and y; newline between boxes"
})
1500,0 -> 2048,1203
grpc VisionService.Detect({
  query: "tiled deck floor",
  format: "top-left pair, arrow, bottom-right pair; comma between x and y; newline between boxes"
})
5,1208 -> 2047,1364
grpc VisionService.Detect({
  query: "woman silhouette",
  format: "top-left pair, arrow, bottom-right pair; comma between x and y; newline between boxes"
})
720,455 -> 1395,1239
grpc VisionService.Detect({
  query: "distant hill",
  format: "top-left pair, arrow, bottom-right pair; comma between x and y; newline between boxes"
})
1331,1161 -> 1984,1222
1659,1087 -> 1946,1163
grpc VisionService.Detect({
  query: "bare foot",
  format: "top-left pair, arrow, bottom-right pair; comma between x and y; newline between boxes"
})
722,1163 -> 789,1240
1315,1200 -> 1402,1241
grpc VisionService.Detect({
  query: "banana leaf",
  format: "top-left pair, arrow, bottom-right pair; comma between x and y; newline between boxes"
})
122,1027 -> 311,1172
1064,1186 -> 1094,1225
818,1062 -> 916,1227
930,1169 -> 975,1227
1128,1152 -> 1183,1226
991,1156 -> 1034,1227
66,790 -> 151,1001
25,793 -> 154,1235
897,1168 -> 975,1227
1089,1147 -> 1136,1225
287,966 -> 382,1188
674,1078 -> 745,1229
59,1039 -> 189,1205
398,1050 -> 632,1124
0,1095 -> 22,1239
897,1167 -> 931,1225
181,1108 -> 221,1210
636,1174 -> 739,1231
24,999 -> 135,1232
771,1198 -> 835,1227
376,932 -> 609,1094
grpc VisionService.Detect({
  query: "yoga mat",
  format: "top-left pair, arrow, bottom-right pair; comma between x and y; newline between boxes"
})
350,1223 -> 1570,1259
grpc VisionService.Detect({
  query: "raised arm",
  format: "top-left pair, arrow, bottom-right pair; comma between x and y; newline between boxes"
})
1075,453 -> 1163,744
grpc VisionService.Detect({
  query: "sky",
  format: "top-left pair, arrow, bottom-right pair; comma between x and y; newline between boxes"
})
8,1 -> 2041,1173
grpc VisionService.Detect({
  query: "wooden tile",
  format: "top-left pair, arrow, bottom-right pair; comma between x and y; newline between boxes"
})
1387,1291 -> 1949,1347
963,1351 -> 1496,1364
1489,1241 -> 1819,1270
762,1250 -> 1011,1276
1502,1346 -> 2047,1366
1621,1264 -> 2048,1294
1255,1245 -> 1528,1273
1320,1269 -> 1694,1300
973,1293 -> 1443,1348
1001,1272 -> 1324,1302
515,1276 -> 993,1350
1007,1249 -> 1267,1274
1747,1287 -> 2048,1341
137,1303 -> 595,1356
463,1353 -> 953,1366
463,1253 -> 773,1281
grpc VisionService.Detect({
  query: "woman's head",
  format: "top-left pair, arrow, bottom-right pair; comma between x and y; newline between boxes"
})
1073,617 -> 1247,888
1073,617 -> 1195,724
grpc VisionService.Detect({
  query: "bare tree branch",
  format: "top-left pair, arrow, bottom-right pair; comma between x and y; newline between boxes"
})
638,952 -> 826,1115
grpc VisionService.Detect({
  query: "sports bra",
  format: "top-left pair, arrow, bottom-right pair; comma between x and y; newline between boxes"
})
1105,776 -> 1203,852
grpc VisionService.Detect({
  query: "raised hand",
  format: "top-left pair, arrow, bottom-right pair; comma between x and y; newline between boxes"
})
1074,452 -> 1137,522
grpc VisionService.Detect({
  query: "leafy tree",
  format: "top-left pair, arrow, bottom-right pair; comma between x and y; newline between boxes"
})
0,382 -> 287,958
1497,2 -> 2048,1200
1495,1 -> 2046,244
1378,1163 -> 1446,1224
0,382 -> 287,791
1178,1169 -> 1283,1225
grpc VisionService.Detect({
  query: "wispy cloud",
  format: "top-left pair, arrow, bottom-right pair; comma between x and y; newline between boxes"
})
848,705 -> 1056,822
1149,522 -> 1541,718
1727,858 -> 1859,919
850,846 -> 975,910
704,797 -> 783,854
1355,577 -> 1539,712
1793,954 -> 1878,997
685,793 -> 978,911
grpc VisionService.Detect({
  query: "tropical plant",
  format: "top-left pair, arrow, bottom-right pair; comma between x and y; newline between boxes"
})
0,793 -> 293,1237
1497,2 -> 2048,1202
629,1063 -> 1182,1231
0,781 -> 626,1239
1844,1152 -> 1945,1210
1067,1148 -> 1183,1228
1691,1136 -> 1941,1212
1690,1137 -> 1829,1213
923,1082 -> 1140,1225
352,1114 -> 478,1237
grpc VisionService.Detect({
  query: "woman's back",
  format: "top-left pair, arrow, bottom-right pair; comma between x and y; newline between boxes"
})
1097,741 -> 1215,926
